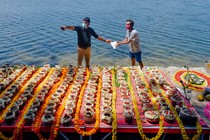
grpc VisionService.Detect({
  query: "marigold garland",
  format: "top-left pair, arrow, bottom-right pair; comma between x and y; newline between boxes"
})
111,69 -> 117,140
74,68 -> 102,136
0,132 -> 14,140
125,68 -> 164,140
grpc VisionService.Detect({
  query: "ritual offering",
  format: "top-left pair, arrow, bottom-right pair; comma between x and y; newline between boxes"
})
0,64 -> 208,140
61,113 -> 72,126
162,110 -> 175,123
144,110 -> 160,124
42,113 -> 54,126
203,87 -> 210,101
174,70 -> 210,91
24,111 -> 35,125
5,111 -> 15,124
124,112 -> 134,124
197,94 -> 205,101
101,111 -> 112,124
170,95 -> 184,107
179,107 -> 198,125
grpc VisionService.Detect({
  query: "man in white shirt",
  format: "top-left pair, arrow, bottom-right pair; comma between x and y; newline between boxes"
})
116,19 -> 144,69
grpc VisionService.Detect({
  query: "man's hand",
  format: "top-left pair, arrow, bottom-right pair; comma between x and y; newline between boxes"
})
105,39 -> 111,44
115,41 -> 120,48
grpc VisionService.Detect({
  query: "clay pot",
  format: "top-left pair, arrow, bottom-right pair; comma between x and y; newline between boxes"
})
65,102 -> 76,111
86,88 -> 97,97
65,108 -> 74,116
2,96 -> 11,105
124,112 -> 134,124
47,102 -> 57,110
5,111 -> 15,125
179,107 -> 197,125
101,111 -> 112,124
14,99 -> 24,110
102,92 -> 111,99
123,106 -> 133,116
40,89 -> 48,95
170,95 -> 183,107
102,106 -> 112,113
56,88 -> 65,96
61,114 -> 72,126
45,108 -> 56,115
28,107 -> 38,115
42,114 -> 54,126
49,97 -> 60,104
51,93 -> 61,100
31,101 -> 41,109
123,99 -> 132,108
102,96 -> 112,101
5,88 -> 15,96
101,87 -> 111,94
27,84 -> 35,91
102,82 -> 112,88
0,99 -> 5,111
35,95 -> 44,103
24,112 -> 35,125
85,92 -> 95,99
10,84 -> 19,92
84,111 -> 95,124
22,90 -> 33,99
68,94 -> 77,101
10,105 -> 19,115
20,96 -> 27,105
85,96 -> 95,103
84,107 -> 95,114
162,110 -> 175,124
0,83 -> 6,92
85,102 -> 94,108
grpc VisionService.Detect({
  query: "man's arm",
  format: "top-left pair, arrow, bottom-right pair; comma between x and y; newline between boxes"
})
60,26 -> 75,31
116,37 -> 130,47
97,36 -> 111,44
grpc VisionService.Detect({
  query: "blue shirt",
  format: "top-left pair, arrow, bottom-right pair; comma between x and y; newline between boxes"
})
74,26 -> 99,49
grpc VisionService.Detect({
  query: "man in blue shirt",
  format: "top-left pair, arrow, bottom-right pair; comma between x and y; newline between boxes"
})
61,17 -> 111,69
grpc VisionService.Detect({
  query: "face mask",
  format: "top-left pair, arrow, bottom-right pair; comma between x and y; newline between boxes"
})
82,23 -> 87,28
126,24 -> 131,30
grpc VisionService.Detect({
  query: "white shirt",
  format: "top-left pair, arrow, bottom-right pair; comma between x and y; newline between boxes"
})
126,29 -> 141,53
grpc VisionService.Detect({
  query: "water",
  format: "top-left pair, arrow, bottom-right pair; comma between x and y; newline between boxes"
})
0,0 -> 210,67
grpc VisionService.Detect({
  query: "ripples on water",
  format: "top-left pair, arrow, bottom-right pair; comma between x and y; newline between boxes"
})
0,0 -> 210,67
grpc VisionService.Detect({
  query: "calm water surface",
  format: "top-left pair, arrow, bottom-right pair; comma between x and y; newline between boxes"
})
0,0 -> 210,67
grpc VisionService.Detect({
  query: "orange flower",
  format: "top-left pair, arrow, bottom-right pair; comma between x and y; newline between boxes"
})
74,68 -> 102,136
